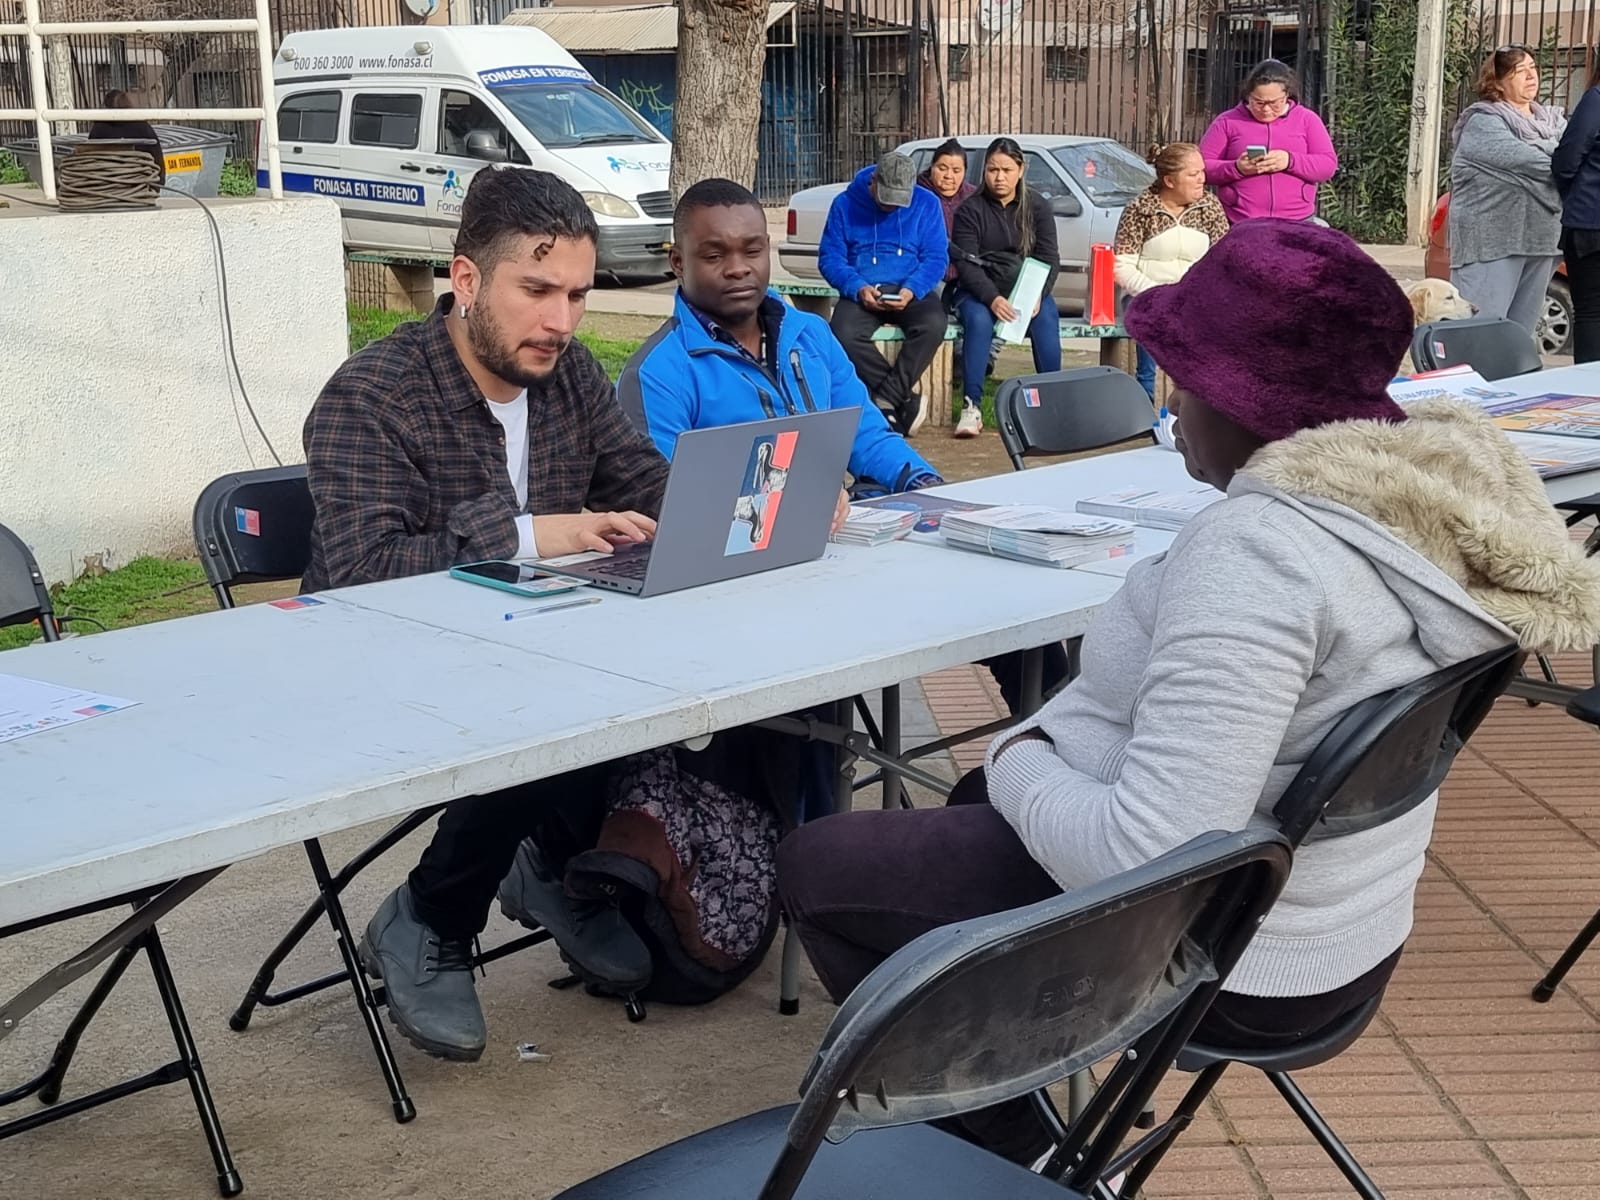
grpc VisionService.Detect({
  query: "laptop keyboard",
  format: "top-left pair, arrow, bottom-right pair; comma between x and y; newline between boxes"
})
597,550 -> 652,580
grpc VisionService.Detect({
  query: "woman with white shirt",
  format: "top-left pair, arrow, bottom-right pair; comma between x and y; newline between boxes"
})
1114,142 -> 1230,397
775,219 -> 1600,1166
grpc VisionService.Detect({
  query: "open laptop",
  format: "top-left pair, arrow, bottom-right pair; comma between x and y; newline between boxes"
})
534,409 -> 859,598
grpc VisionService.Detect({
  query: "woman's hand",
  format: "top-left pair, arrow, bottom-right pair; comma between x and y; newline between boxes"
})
1235,152 -> 1262,175
1260,149 -> 1291,173
990,295 -> 1019,322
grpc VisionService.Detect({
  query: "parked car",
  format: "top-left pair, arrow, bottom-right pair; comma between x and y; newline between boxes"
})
779,134 -> 1156,316
259,25 -> 674,273
1425,191 -> 1573,355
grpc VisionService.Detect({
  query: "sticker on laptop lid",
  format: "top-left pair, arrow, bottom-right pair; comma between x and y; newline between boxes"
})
235,507 -> 261,536
726,429 -> 798,556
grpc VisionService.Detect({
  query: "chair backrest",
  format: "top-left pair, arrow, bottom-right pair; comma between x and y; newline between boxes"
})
0,521 -> 59,641
1410,316 -> 1542,380
757,827 -> 1293,1200
1272,644 -> 1522,847
191,466 -> 314,609
995,367 -> 1156,471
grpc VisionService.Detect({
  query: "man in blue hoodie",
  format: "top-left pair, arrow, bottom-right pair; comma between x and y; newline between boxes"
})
617,177 -> 940,498
818,151 -> 951,437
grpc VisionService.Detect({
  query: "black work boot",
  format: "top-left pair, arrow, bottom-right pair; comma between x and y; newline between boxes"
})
498,837 -> 652,992
358,884 -> 485,1062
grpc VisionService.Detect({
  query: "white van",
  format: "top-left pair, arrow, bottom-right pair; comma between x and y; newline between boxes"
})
258,26 -> 674,273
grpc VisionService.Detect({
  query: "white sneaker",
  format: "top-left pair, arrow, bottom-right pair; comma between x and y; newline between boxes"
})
954,402 -> 983,439
904,392 -> 929,437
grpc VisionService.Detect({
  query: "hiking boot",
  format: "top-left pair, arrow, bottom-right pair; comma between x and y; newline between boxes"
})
954,401 -> 983,439
357,884 -> 485,1062
498,837 -> 652,992
898,392 -> 929,438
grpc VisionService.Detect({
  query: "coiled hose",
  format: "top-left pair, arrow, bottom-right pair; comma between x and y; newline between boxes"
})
55,146 -> 159,212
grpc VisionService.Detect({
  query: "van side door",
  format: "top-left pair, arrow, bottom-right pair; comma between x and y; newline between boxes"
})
423,87 -> 533,257
340,86 -> 433,256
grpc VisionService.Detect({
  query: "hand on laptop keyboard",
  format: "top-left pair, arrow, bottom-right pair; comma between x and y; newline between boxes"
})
533,511 -> 656,556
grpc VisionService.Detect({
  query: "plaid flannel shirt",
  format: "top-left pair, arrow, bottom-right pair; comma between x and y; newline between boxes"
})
302,294 -> 668,592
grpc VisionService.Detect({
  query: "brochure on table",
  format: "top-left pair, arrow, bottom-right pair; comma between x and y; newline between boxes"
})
0,673 -> 138,745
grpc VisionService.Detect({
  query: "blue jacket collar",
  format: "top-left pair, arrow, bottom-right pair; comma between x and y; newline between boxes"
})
673,289 -> 793,361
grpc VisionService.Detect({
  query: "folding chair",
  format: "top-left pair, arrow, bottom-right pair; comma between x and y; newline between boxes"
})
1114,644 -> 1523,1199
0,520 -> 60,642
0,524 -> 241,1195
552,827 -> 1293,1200
1529,684 -> 1600,1003
193,467 -> 558,1123
1410,316 -> 1543,380
995,366 -> 1157,473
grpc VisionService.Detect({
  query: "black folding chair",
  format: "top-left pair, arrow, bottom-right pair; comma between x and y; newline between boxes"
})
193,467 -> 558,1123
551,827 -> 1293,1200
1410,316 -> 1543,380
0,520 -> 59,642
0,523 -> 241,1194
995,366 -> 1157,472
1113,644 -> 1523,1199
1529,683 -> 1600,1003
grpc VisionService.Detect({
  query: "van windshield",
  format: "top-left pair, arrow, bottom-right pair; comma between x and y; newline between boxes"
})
494,83 -> 662,148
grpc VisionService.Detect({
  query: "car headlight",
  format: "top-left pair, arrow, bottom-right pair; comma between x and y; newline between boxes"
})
581,192 -> 640,219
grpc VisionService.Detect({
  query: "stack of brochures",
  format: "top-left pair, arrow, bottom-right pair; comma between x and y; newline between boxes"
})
830,504 -> 920,547
1075,486 -> 1222,530
1503,431 -> 1600,478
940,506 -> 1135,568
854,493 -> 996,543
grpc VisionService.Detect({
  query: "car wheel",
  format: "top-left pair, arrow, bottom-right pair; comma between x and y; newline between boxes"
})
1540,277 -> 1573,356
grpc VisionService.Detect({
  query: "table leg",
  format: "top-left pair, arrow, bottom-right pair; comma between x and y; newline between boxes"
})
882,684 -> 903,810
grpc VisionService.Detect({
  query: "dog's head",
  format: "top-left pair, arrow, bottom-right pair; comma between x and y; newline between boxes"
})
1404,278 -> 1477,325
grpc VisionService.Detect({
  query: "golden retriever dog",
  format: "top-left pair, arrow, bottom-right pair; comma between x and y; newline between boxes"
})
1397,278 -> 1477,373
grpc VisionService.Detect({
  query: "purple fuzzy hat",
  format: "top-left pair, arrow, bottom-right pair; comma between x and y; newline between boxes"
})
1123,219 -> 1411,443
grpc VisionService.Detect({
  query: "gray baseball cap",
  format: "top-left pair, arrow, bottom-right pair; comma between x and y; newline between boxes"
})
873,151 -> 917,207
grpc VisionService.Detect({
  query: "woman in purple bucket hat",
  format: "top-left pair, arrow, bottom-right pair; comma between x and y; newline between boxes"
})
775,218 -> 1600,1165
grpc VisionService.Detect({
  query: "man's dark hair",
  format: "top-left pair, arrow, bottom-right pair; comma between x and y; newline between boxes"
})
103,89 -> 130,108
454,167 -> 597,272
673,177 -> 763,240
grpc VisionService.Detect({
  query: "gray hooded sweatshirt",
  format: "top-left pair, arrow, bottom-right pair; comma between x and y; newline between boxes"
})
986,400 -> 1600,998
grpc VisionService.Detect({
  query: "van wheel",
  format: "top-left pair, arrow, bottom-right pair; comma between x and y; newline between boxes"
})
1541,277 -> 1573,356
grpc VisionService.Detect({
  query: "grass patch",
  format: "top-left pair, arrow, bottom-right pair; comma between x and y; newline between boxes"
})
0,149 -> 34,186
0,557 -> 212,653
346,305 -> 642,379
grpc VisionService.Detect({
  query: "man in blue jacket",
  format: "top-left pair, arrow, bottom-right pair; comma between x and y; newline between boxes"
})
617,177 -> 941,497
818,152 -> 950,436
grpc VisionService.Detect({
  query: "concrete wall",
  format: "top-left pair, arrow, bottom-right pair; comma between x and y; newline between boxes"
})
0,194 -> 345,585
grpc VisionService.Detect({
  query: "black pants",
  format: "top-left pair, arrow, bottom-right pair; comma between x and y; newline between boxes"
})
830,293 -> 948,411
983,643 -> 1072,717
407,763 -> 610,941
777,767 -> 1402,1048
1564,229 -> 1600,364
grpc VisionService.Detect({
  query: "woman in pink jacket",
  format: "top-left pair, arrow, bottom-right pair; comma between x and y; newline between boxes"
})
1200,59 -> 1338,223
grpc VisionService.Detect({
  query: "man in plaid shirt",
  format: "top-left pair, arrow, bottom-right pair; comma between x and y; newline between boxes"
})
302,167 -> 668,1063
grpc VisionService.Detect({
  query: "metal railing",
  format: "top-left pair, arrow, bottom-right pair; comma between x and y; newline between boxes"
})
0,0 -> 281,201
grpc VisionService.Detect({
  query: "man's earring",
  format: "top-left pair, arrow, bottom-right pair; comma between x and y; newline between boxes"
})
458,302 -> 470,318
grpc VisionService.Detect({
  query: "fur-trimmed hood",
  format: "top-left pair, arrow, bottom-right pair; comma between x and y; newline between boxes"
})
1233,398 -> 1600,654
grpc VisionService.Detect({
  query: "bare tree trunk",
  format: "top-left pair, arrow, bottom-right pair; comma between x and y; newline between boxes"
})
670,0 -> 768,199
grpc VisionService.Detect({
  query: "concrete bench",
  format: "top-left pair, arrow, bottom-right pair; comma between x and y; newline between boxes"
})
773,279 -> 1133,428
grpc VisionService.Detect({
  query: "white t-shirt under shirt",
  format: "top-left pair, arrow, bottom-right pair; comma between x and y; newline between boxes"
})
485,390 -> 537,559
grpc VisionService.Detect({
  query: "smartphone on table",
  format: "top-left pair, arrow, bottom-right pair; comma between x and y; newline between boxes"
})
449,560 -> 589,599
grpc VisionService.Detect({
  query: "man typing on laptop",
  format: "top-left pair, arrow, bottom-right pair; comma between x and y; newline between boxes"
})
300,167 -> 667,1063
616,178 -> 943,500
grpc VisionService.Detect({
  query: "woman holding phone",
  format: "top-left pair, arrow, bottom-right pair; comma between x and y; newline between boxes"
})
1199,59 -> 1338,224
949,136 -> 1060,438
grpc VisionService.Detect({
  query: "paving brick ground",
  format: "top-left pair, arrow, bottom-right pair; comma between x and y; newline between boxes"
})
921,650 -> 1600,1197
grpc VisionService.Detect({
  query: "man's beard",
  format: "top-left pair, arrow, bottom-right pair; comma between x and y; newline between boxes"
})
466,300 -> 569,388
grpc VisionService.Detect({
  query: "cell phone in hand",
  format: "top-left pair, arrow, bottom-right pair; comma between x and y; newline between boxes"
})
878,284 -> 904,299
1246,145 -> 1267,160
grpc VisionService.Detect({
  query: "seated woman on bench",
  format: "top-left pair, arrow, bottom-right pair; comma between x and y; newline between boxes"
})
777,219 -> 1600,1164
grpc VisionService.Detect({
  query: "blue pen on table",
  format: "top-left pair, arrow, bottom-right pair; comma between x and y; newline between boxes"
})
504,596 -> 602,621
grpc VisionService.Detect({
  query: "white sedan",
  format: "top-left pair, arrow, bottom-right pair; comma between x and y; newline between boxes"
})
779,133 -> 1155,316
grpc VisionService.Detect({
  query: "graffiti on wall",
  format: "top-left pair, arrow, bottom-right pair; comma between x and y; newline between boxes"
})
617,78 -> 675,138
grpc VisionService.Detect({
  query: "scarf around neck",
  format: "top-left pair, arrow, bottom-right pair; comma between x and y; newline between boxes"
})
1452,98 -> 1566,146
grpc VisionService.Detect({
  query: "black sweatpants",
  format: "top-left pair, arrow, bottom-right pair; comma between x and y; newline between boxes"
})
829,293 -> 948,411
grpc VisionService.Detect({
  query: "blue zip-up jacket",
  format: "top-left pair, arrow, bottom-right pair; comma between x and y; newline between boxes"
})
818,166 -> 950,302
1554,84 -> 1600,230
616,290 -> 937,491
